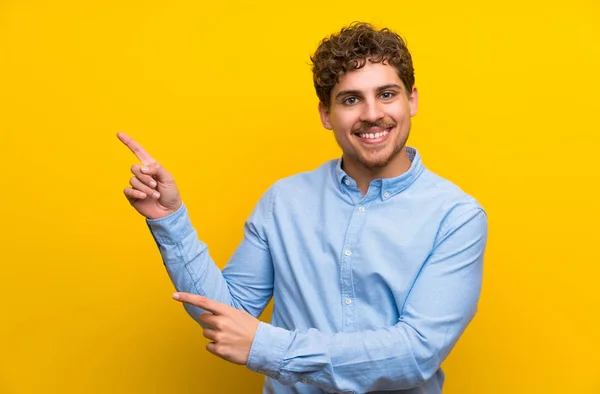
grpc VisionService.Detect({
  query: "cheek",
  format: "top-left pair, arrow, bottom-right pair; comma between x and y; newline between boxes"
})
331,110 -> 360,133
388,102 -> 411,121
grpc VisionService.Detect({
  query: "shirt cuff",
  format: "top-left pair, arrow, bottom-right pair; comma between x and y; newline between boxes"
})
247,322 -> 293,380
146,202 -> 193,245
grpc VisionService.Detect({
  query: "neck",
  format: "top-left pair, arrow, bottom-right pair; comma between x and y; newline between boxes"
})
342,147 -> 412,196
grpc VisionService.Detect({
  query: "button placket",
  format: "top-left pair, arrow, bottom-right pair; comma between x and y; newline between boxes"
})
339,202 -> 369,331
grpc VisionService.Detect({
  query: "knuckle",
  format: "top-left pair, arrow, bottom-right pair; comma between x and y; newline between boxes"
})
214,344 -> 226,357
214,320 -> 225,330
220,320 -> 231,330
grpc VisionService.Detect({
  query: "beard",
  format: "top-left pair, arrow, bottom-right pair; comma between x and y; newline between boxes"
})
350,120 -> 411,170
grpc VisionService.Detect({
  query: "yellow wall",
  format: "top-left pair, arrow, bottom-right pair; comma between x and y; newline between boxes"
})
1,1 -> 599,393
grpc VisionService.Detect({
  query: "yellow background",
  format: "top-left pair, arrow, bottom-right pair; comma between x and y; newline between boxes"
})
1,1 -> 599,393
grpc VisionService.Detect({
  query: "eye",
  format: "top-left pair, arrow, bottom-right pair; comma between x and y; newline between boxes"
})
380,91 -> 396,100
343,97 -> 359,105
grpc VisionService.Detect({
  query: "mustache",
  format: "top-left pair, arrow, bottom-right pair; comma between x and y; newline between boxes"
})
352,119 -> 397,133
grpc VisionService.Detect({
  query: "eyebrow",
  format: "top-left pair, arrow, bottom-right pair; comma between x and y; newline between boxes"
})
334,84 -> 403,100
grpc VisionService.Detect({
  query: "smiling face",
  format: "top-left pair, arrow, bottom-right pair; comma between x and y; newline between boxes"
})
319,60 -> 418,179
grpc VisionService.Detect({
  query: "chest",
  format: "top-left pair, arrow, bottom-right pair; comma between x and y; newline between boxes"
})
269,195 -> 441,294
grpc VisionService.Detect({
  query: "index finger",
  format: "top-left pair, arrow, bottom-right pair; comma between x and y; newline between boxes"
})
172,292 -> 229,316
117,132 -> 156,165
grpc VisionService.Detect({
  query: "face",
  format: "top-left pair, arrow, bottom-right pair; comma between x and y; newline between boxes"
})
318,61 -> 418,175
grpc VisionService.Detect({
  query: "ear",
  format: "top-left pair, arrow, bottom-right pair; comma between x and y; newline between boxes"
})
409,86 -> 419,117
318,102 -> 333,130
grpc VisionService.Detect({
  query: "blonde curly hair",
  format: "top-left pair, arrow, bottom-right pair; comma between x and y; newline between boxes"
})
311,22 -> 415,108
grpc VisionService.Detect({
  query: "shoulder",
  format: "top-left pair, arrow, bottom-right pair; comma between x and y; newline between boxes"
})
250,160 -> 336,219
269,159 -> 337,196
416,168 -> 487,233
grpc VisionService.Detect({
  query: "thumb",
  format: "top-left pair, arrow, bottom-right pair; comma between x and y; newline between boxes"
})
141,162 -> 174,183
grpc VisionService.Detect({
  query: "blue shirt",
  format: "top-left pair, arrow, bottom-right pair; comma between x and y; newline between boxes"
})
146,147 -> 488,394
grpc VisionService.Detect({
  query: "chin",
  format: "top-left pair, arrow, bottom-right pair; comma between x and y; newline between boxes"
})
358,155 -> 394,170
359,146 -> 404,170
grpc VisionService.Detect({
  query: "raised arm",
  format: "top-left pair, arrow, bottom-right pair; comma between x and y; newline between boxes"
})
118,132 -> 275,319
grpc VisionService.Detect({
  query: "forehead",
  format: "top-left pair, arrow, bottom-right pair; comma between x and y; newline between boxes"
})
332,61 -> 404,94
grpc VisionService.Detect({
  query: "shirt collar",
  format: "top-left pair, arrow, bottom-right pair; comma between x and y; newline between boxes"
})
334,146 -> 425,200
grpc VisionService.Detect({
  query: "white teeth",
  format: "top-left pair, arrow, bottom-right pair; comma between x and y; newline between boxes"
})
358,130 -> 389,139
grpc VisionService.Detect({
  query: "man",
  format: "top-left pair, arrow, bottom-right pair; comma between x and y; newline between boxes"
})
118,22 -> 487,394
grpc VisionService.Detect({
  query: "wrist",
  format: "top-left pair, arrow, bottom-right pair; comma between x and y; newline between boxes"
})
150,200 -> 183,220
146,202 -> 193,245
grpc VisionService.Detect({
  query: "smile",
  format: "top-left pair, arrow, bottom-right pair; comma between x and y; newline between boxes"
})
358,129 -> 390,139
355,128 -> 392,144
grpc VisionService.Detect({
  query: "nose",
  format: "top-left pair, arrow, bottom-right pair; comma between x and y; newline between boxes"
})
360,99 -> 384,123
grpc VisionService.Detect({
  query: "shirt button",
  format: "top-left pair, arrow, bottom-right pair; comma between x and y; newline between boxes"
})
344,249 -> 352,256
383,191 -> 390,198
344,179 -> 351,186
345,298 -> 352,305
358,206 -> 365,212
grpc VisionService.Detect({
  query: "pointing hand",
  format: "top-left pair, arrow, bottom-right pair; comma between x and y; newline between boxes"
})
117,132 -> 182,219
